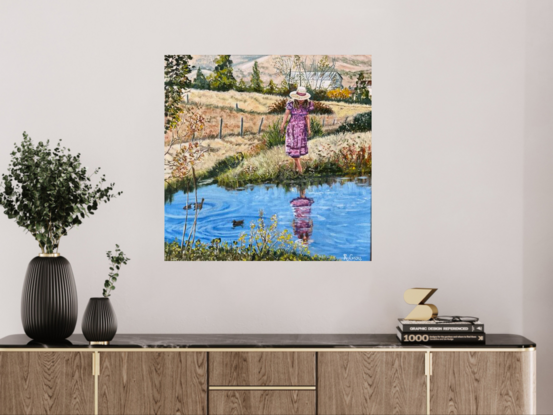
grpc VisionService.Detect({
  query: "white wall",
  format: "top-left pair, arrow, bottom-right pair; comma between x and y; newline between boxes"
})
524,1 -> 553,414
0,0 -> 548,411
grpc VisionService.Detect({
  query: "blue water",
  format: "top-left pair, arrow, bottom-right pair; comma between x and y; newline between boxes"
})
164,178 -> 371,260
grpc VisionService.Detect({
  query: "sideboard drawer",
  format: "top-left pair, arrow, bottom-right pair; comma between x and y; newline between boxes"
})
209,390 -> 315,415
209,352 -> 316,386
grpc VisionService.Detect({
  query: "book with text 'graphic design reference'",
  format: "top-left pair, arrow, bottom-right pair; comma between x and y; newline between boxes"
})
398,318 -> 484,333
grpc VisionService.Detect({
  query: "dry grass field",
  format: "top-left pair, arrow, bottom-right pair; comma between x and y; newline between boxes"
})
164,90 -> 372,181
188,89 -> 280,112
165,89 -> 371,143
188,89 -> 371,117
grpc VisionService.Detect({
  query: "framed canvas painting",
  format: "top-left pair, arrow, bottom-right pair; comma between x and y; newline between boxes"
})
164,55 -> 371,261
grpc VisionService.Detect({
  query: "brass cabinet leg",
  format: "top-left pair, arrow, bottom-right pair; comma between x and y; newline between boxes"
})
94,351 -> 100,415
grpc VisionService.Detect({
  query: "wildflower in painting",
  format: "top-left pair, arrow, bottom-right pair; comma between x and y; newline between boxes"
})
327,88 -> 352,100
164,210 -> 335,261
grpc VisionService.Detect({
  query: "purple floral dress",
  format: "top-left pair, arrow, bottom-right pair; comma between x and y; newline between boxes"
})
285,100 -> 314,158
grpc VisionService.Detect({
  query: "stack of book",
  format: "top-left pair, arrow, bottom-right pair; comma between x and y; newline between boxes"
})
396,319 -> 486,344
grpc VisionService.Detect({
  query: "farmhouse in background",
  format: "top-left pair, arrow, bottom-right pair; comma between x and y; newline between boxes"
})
289,71 -> 343,89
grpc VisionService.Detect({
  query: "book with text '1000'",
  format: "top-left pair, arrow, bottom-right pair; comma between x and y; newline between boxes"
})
397,327 -> 486,344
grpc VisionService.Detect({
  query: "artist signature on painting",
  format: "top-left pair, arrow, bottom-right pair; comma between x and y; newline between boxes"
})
343,254 -> 362,261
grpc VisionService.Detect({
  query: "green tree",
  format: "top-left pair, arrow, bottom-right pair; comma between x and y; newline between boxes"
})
354,72 -> 371,104
208,55 -> 236,91
192,67 -> 210,90
236,78 -> 247,92
165,55 -> 194,133
249,61 -> 263,92
265,79 -> 277,94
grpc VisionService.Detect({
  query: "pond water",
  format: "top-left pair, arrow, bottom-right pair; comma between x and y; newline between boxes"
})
164,178 -> 371,261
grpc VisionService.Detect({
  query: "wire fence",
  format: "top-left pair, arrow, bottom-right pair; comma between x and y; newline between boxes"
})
198,114 -> 352,140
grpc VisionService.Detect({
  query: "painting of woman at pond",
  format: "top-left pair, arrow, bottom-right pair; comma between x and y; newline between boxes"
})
164,55 -> 372,261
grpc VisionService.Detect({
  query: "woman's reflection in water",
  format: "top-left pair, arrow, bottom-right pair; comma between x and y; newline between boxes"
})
290,187 -> 314,245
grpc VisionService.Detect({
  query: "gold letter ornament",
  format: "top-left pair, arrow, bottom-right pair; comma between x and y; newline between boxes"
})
404,288 -> 438,320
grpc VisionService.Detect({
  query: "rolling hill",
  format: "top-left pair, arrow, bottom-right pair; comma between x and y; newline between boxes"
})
189,55 -> 371,88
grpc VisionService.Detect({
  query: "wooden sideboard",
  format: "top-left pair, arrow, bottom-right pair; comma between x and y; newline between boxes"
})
0,334 -> 536,415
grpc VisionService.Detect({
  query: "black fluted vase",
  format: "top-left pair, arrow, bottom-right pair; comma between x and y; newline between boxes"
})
82,298 -> 117,344
21,255 -> 78,341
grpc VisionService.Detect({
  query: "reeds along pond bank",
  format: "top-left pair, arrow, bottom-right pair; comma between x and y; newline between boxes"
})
165,130 -> 371,202
217,131 -> 371,188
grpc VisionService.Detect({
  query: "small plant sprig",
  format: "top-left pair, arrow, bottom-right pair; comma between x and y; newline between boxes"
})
103,245 -> 130,298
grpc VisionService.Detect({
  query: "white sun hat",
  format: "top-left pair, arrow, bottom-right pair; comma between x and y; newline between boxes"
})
290,86 -> 311,100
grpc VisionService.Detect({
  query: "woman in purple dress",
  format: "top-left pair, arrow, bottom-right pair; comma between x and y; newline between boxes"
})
280,86 -> 314,174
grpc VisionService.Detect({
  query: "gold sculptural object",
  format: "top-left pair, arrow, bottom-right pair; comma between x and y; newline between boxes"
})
404,288 -> 438,320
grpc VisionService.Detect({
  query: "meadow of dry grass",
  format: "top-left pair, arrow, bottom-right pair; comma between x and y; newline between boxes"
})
164,90 -> 372,182
188,89 -> 371,117
165,134 -> 261,179
166,90 -> 371,142
188,89 -> 280,112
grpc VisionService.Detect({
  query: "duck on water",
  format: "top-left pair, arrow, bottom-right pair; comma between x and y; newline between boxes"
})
183,198 -> 205,211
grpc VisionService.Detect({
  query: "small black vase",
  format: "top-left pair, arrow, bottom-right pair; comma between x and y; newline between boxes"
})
82,298 -> 117,344
21,255 -> 78,341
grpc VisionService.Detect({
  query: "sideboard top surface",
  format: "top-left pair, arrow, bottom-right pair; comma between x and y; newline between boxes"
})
0,333 -> 536,349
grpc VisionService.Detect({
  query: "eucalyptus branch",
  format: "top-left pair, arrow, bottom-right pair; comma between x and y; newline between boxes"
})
0,133 -> 122,254
102,244 -> 130,298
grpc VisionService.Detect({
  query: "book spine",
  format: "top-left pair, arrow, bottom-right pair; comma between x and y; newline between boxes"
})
398,332 -> 486,343
400,324 -> 484,333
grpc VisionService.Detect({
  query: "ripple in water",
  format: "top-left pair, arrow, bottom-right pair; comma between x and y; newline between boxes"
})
164,178 -> 371,261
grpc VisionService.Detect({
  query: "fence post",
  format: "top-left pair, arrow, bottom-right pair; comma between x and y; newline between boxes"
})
240,117 -> 244,137
322,117 -> 325,127
186,94 -> 189,104
333,118 -> 336,125
219,118 -> 223,139
235,103 -> 239,110
258,117 -> 264,134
